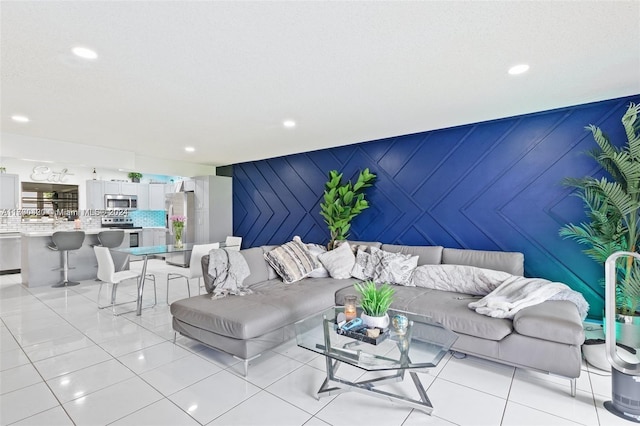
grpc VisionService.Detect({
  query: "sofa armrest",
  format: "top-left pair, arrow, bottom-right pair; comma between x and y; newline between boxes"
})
513,300 -> 585,346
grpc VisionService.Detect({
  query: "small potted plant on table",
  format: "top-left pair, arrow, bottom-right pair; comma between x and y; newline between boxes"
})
354,280 -> 395,329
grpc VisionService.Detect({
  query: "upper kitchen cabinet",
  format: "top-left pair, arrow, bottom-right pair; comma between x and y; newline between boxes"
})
136,184 -> 149,210
104,181 -> 137,195
0,173 -> 19,209
85,180 -> 104,210
149,184 -> 166,210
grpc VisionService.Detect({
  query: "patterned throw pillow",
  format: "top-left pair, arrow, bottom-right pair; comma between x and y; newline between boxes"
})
317,242 -> 356,279
293,236 -> 329,278
264,239 -> 319,284
370,247 -> 419,286
351,248 -> 375,280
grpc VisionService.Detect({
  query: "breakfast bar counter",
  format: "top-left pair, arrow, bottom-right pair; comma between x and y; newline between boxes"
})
21,229 -> 131,287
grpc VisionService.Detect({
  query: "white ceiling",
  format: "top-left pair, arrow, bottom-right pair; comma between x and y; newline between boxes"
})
1,1 -> 639,168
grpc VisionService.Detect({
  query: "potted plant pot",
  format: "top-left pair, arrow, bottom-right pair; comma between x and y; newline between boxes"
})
361,312 -> 390,329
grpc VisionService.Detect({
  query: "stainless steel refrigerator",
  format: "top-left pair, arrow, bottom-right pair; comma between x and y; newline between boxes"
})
165,191 -> 195,267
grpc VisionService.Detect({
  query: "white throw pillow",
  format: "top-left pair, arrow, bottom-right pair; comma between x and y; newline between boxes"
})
370,247 -> 418,286
317,242 -> 356,279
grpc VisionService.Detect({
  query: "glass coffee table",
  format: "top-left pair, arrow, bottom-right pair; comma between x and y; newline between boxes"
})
295,307 -> 458,415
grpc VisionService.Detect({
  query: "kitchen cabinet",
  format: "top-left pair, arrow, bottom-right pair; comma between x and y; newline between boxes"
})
0,173 -> 19,210
104,181 -> 137,195
137,184 -> 149,210
0,232 -> 21,272
85,180 -> 104,210
141,228 -> 166,246
149,184 -> 166,210
192,175 -> 232,244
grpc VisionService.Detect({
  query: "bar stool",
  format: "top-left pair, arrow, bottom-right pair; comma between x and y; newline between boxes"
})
48,230 -> 85,288
97,230 -> 125,248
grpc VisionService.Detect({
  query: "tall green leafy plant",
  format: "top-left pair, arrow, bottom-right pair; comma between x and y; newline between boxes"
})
320,168 -> 376,249
559,102 -> 640,315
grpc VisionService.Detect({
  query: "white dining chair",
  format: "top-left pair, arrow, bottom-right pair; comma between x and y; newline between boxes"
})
94,246 -> 156,315
225,236 -> 242,251
166,242 -> 220,304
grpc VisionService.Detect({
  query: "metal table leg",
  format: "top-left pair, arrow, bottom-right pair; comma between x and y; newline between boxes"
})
136,254 -> 149,316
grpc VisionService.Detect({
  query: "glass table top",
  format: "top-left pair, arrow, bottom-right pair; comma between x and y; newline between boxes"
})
111,242 -> 237,256
295,307 -> 458,371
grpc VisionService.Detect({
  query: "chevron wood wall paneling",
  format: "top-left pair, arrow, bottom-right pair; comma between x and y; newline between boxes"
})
233,95 -> 640,319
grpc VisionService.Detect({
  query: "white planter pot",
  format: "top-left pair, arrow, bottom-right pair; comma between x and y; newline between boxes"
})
361,312 -> 389,329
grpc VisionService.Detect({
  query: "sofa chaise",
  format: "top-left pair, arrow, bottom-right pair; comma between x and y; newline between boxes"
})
170,241 -> 585,395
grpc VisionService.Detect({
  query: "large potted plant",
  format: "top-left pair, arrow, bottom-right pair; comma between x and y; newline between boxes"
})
354,280 -> 394,329
559,102 -> 640,346
319,168 -> 376,250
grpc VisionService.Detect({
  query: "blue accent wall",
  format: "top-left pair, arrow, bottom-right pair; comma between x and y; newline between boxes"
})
233,95 -> 640,319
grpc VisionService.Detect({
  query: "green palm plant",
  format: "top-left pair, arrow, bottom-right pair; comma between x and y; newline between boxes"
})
319,168 -> 376,249
559,102 -> 640,315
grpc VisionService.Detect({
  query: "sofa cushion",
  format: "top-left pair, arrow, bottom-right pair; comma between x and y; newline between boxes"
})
318,242 -> 356,279
171,278 -> 352,340
380,244 -> 443,266
240,247 -> 272,286
264,240 -> 319,284
261,245 -> 280,280
513,300 -> 585,345
442,248 -> 524,276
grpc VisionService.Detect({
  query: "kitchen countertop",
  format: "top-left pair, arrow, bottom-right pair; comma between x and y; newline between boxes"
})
21,228 -> 139,237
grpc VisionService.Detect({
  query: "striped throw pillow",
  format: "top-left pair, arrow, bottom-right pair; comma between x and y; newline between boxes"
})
264,239 -> 319,284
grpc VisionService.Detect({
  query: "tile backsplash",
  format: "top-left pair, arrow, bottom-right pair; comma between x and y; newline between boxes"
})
129,210 -> 166,228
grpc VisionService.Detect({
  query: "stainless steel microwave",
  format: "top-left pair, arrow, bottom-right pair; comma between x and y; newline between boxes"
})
104,194 -> 138,210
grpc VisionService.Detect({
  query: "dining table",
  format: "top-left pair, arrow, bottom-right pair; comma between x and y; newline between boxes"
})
111,242 -> 238,315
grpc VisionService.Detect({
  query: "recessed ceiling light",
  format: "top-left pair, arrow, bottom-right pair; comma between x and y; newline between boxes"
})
508,64 -> 530,75
185,147 -> 195,153
11,115 -> 30,123
72,46 -> 98,60
283,120 -> 296,128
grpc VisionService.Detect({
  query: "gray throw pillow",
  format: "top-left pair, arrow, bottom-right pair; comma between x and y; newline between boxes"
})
351,248 -> 374,280
370,247 -> 419,286
264,239 -> 319,284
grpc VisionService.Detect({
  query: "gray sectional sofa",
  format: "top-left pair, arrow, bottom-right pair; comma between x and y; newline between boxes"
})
170,241 -> 585,395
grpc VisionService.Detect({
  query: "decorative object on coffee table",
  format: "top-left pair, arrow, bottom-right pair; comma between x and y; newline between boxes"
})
354,280 -> 394,329
392,314 -> 409,335
343,295 -> 357,320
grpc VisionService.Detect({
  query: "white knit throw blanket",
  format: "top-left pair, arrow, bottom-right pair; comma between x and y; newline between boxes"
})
468,276 -> 588,319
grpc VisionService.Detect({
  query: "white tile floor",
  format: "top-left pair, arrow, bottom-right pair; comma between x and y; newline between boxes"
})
0,259 -> 632,425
